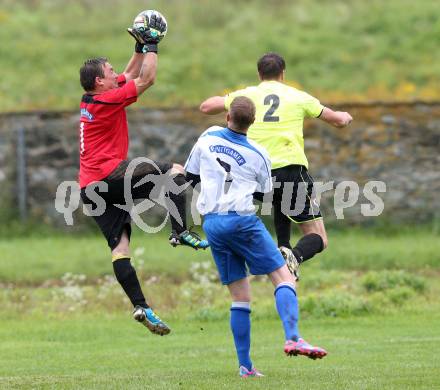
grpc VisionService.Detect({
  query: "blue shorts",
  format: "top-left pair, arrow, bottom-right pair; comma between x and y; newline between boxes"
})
203,213 -> 285,285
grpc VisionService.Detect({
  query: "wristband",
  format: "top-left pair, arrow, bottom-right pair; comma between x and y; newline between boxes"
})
144,43 -> 158,53
135,42 -> 144,54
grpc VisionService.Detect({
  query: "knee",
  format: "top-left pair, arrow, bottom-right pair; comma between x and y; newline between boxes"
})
111,228 -> 130,259
233,296 -> 251,303
112,242 -> 129,259
231,292 -> 251,303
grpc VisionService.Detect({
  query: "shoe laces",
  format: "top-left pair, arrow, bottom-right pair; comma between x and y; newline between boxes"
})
146,308 -> 163,324
182,227 -> 202,241
297,338 -> 317,350
240,366 -> 263,377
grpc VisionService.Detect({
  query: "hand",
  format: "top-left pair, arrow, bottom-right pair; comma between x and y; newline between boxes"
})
127,28 -> 146,53
145,12 -> 167,44
127,12 -> 167,53
127,27 -> 145,45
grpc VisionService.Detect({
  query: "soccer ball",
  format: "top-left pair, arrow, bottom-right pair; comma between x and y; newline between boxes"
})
133,10 -> 168,41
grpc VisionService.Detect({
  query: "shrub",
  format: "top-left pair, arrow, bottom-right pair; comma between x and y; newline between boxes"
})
361,270 -> 426,293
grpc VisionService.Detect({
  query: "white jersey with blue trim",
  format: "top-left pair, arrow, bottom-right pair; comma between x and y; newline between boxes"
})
185,126 -> 272,216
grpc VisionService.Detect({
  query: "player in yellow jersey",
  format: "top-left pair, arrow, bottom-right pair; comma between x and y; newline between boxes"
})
199,53 -> 352,279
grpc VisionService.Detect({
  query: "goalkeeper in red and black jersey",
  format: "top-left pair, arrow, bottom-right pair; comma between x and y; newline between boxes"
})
77,11 -> 207,337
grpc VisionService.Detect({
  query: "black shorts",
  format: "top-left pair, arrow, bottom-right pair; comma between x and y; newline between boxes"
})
80,159 -> 173,250
271,164 -> 322,223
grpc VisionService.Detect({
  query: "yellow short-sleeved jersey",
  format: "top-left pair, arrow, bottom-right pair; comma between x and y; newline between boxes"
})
224,81 -> 323,169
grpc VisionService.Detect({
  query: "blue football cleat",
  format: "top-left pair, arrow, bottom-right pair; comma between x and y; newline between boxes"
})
169,229 -> 209,250
132,305 -> 171,336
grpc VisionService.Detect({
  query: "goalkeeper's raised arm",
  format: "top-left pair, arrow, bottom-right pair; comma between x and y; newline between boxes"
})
124,10 -> 167,95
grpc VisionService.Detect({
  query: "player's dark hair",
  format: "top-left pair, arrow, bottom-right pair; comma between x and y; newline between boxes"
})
79,57 -> 108,91
257,52 -> 286,80
229,96 -> 256,131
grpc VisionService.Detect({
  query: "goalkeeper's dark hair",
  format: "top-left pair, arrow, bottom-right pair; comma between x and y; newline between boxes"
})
257,53 -> 286,80
229,96 -> 256,131
79,57 -> 108,91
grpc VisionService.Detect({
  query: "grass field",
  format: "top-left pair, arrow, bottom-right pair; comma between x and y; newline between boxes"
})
1,0 -> 440,112
1,229 -> 439,283
1,309 -> 439,389
0,229 -> 439,388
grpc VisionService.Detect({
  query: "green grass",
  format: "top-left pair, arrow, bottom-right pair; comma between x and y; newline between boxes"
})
311,228 -> 440,271
1,0 -> 440,112
0,232 -> 206,284
0,230 -> 439,388
0,269 -> 432,320
1,308 -> 439,389
1,229 -> 438,284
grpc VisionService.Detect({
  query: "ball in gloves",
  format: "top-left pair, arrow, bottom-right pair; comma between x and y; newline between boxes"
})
131,10 -> 167,44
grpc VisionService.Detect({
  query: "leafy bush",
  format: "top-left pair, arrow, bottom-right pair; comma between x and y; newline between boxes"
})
361,270 -> 426,293
179,261 -> 225,308
301,292 -> 372,318
0,265 -> 430,321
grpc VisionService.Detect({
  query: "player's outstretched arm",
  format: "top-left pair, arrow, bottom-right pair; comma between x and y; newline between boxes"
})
124,22 -> 150,81
200,96 -> 227,115
129,10 -> 167,95
124,52 -> 144,81
134,53 -> 157,96
319,107 -> 353,128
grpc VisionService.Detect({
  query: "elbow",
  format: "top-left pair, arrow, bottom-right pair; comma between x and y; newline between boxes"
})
199,102 -> 210,114
147,73 -> 156,87
144,76 -> 155,89
200,97 -> 225,114
124,72 -> 134,81
135,76 -> 155,95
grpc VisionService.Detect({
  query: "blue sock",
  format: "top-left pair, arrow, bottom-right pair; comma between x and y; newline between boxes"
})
230,302 -> 252,370
274,283 -> 300,341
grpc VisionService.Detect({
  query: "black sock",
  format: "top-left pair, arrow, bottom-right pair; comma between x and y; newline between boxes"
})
274,202 -> 292,248
291,233 -> 324,264
167,173 -> 187,234
113,258 -> 149,308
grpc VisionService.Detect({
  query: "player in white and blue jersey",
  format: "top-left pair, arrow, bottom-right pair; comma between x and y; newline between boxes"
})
185,96 -> 327,378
